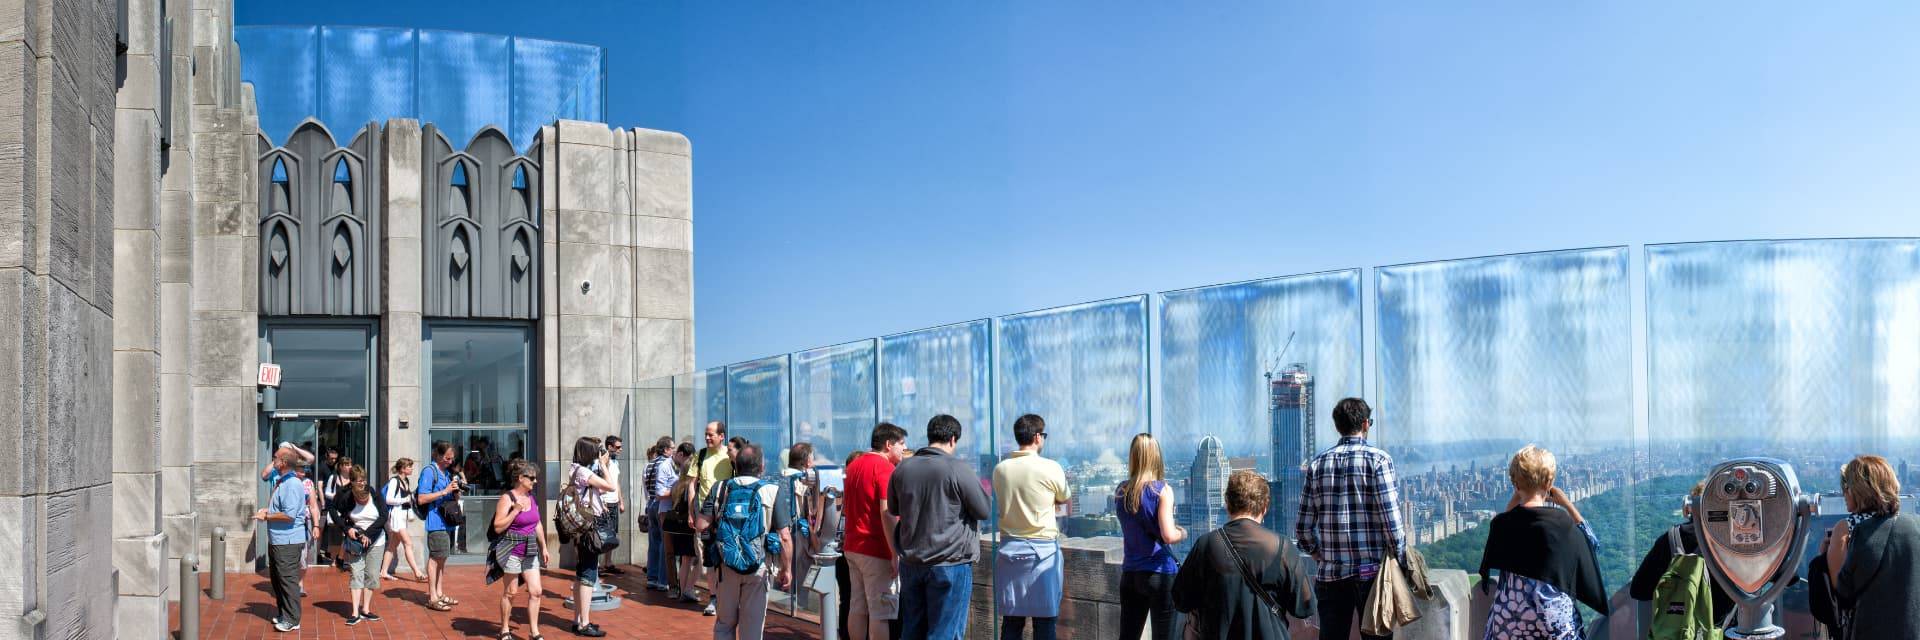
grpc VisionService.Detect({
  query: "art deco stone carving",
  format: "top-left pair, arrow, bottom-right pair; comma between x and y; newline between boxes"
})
257,121 -> 384,316
423,125 -> 542,319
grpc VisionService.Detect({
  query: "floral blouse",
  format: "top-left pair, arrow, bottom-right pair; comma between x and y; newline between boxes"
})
1483,522 -> 1598,640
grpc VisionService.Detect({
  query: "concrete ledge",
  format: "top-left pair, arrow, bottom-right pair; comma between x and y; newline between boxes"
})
114,532 -> 170,597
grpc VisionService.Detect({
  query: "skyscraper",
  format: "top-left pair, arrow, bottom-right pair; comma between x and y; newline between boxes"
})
1178,435 -> 1233,556
1265,363 -> 1313,534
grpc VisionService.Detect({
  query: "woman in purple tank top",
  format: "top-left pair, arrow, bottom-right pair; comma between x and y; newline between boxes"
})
1114,434 -> 1188,640
487,459 -> 550,640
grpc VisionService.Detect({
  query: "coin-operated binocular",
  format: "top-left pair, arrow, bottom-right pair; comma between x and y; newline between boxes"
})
1688,458 -> 1819,640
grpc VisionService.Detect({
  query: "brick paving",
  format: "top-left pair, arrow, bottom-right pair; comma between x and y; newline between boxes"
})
172,564 -> 819,639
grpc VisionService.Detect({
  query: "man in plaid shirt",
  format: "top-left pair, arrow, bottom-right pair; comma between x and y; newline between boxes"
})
1295,397 -> 1408,640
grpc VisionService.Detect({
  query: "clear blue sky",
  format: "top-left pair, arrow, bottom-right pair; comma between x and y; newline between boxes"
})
236,2 -> 1920,369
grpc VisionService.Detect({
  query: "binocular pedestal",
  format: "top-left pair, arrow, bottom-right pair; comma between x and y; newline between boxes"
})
1690,458 -> 1817,640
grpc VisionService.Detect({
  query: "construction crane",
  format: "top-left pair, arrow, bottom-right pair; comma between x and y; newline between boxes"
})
1264,331 -> 1297,381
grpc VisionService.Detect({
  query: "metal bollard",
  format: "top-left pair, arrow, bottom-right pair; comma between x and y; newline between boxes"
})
179,554 -> 200,640
210,527 -> 226,600
211,522 -> 227,599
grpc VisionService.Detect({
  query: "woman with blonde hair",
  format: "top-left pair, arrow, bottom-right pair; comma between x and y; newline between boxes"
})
382,458 -> 428,582
1477,445 -> 1606,639
1113,433 -> 1186,640
1820,455 -> 1920,639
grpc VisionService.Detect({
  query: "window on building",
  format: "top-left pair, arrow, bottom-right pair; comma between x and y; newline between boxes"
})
427,324 -> 531,495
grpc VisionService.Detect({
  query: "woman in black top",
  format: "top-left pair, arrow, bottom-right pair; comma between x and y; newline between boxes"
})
1820,455 -> 1920,640
1172,469 -> 1314,640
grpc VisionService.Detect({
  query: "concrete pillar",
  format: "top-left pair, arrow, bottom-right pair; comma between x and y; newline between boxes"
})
112,0 -> 174,628
0,0 -> 123,635
186,0 -> 259,571
379,119 -> 428,565
544,121 -> 639,565
625,127 -> 692,558
157,0 -> 201,604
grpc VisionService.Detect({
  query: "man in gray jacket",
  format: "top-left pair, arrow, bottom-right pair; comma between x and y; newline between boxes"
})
886,414 -> 992,640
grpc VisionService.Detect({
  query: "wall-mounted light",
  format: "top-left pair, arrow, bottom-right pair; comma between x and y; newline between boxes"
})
399,419 -> 410,430
580,280 -> 592,294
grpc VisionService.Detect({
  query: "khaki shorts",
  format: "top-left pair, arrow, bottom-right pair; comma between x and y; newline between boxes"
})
427,531 -> 452,559
845,552 -> 899,622
348,546 -> 384,590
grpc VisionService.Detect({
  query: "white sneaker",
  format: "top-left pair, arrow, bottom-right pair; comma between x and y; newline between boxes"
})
702,602 -> 716,616
274,621 -> 300,632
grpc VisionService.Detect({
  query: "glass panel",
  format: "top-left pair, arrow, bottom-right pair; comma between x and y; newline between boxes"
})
726,356 -> 789,479
995,296 -> 1149,539
879,320 -> 993,469
233,26 -> 318,142
1648,239 -> 1920,504
423,427 -> 530,496
269,325 -> 372,412
1376,248 -> 1634,602
429,325 -> 530,425
1157,270 -> 1363,557
317,26 -> 415,136
417,30 -> 512,147
238,26 -> 603,148
512,39 -> 605,146
791,340 -> 877,468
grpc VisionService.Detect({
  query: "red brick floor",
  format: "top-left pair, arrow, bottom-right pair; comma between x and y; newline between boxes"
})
172,564 -> 819,639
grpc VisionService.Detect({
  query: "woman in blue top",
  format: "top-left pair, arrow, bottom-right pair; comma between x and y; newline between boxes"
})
1114,433 -> 1188,640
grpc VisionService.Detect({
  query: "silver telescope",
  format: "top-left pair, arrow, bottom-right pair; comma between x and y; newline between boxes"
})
1688,458 -> 1819,640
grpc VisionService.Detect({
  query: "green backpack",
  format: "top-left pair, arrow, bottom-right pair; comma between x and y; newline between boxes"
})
1647,526 -> 1719,640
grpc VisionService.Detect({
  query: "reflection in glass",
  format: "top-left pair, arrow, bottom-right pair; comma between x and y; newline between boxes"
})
1376,248 -> 1634,602
425,427 -> 529,496
429,325 -> 529,425
1158,271 -> 1363,556
1648,239 -> 1920,492
879,320 -> 993,467
269,325 -> 372,412
792,341 -> 877,468
996,297 -> 1148,540
727,356 -> 790,479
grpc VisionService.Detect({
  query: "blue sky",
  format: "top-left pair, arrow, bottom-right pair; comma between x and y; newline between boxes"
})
236,2 -> 1920,369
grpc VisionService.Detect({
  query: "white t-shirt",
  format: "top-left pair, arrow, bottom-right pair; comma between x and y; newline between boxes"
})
572,464 -> 606,516
349,500 -> 385,548
599,459 -> 622,505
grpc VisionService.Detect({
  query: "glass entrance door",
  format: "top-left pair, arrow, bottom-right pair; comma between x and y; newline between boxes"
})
271,418 -> 371,481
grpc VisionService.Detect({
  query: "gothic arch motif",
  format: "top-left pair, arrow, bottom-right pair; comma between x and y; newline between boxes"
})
256,121 -> 383,316
423,125 -> 542,319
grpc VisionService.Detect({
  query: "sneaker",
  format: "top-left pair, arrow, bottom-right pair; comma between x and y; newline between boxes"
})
345,616 -> 361,626
647,582 -> 669,591
677,593 -> 699,603
702,602 -> 716,616
360,612 -> 381,622
573,623 -> 606,637
273,621 -> 300,633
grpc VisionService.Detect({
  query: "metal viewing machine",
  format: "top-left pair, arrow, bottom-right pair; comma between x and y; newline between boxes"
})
1690,458 -> 1819,640
803,464 -> 846,640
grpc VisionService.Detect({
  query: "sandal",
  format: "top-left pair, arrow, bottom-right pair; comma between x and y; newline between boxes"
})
427,599 -> 453,611
442,596 -> 461,605
500,632 -> 515,640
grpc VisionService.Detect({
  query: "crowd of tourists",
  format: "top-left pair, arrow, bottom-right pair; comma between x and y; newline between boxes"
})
249,395 -> 1920,640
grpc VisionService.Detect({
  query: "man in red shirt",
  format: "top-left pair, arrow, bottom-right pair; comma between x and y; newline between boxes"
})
843,422 -> 909,640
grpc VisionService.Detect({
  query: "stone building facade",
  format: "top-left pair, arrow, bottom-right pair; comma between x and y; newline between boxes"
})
0,1 -> 692,637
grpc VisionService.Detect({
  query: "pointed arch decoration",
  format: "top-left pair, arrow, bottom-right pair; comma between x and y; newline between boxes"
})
423,124 -> 543,319
257,120 -> 383,316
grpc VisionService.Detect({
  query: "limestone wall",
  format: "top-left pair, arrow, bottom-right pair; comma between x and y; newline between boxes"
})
0,0 -> 129,636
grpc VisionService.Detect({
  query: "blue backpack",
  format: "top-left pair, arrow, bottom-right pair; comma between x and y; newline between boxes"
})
717,479 -> 783,574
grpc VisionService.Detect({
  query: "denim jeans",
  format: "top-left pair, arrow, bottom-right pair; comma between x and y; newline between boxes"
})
899,561 -> 972,640
646,500 -> 668,585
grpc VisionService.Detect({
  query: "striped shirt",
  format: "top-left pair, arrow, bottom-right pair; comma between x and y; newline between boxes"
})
1294,435 -> 1408,582
645,454 -> 678,503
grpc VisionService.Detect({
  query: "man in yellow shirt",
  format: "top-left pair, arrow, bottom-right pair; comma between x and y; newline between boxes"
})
690,421 -> 735,616
991,414 -> 1070,640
